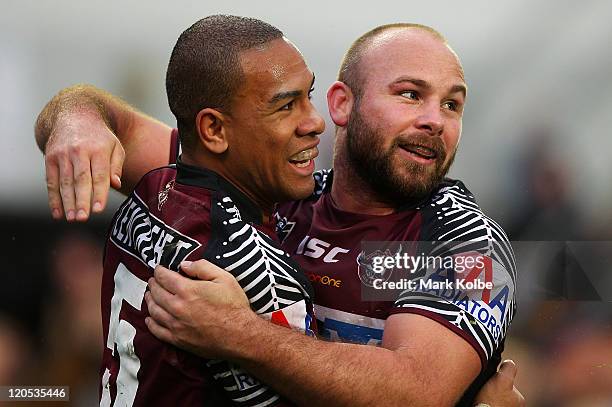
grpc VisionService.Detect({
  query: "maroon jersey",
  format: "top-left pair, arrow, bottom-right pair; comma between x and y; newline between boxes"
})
100,159 -> 315,406
276,169 -> 517,405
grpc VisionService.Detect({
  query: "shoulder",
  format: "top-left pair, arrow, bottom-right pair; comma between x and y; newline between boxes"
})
418,178 -> 515,278
108,165 -> 206,271
132,164 -> 177,199
392,178 -> 517,364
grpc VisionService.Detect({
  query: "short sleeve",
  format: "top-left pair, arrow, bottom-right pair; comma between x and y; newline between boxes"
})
391,249 -> 515,368
390,181 -> 517,369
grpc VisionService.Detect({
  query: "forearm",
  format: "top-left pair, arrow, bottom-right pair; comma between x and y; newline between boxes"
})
223,311 -> 449,407
36,84 -> 172,195
146,262 -> 482,405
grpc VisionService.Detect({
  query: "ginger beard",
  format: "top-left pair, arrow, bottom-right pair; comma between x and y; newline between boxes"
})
346,103 -> 457,205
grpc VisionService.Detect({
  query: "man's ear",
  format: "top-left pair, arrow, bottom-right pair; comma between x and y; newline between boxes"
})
327,81 -> 354,127
195,108 -> 229,154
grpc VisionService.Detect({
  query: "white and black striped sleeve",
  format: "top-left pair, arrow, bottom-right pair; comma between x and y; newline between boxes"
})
392,180 -> 516,368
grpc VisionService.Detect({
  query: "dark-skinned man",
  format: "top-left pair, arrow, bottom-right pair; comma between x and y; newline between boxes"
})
36,19 -> 523,407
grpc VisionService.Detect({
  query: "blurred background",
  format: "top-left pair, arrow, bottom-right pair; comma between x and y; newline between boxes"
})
1,0 -> 611,405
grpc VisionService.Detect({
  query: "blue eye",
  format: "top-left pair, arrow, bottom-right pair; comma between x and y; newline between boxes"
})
400,90 -> 419,100
442,101 -> 458,111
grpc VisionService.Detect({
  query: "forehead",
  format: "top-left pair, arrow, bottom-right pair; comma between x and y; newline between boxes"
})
238,38 -> 311,97
360,29 -> 465,90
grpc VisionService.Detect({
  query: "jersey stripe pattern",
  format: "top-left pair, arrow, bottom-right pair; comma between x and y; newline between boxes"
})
202,191 -> 314,406
394,181 -> 517,365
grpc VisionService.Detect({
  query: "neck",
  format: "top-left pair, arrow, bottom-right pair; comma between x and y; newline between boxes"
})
330,133 -> 396,216
181,152 -> 275,218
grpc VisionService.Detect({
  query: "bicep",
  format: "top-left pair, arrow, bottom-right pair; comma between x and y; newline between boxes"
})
120,112 -> 173,193
382,313 -> 481,406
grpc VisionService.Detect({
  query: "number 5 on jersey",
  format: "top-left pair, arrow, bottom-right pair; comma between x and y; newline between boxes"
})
101,263 -> 148,407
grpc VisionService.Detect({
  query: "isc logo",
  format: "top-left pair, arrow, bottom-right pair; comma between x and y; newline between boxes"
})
295,235 -> 350,263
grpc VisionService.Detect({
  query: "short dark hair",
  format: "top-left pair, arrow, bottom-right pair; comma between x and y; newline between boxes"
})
338,23 -> 446,104
166,15 -> 284,149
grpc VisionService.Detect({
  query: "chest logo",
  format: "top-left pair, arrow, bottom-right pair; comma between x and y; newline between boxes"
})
295,235 -> 350,263
157,180 -> 175,211
356,246 -> 401,287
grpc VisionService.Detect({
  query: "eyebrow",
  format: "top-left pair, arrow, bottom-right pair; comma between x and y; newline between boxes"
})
392,76 -> 467,97
268,73 -> 316,105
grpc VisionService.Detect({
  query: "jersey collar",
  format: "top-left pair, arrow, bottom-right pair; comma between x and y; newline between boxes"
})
322,169 -> 438,212
175,157 -> 265,225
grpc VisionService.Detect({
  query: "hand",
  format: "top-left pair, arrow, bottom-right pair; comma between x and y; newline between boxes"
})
145,259 -> 252,358
474,360 -> 525,407
44,109 -> 124,221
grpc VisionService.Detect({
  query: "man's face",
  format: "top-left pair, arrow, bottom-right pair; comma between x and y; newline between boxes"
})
346,29 -> 466,204
224,38 -> 325,206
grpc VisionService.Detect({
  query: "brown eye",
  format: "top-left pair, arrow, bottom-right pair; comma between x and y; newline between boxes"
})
280,100 -> 295,111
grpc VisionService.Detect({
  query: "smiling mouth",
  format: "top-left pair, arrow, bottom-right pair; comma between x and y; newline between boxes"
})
400,144 -> 438,160
289,147 -> 318,168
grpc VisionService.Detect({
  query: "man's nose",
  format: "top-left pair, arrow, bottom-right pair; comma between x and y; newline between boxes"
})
297,102 -> 326,136
414,102 -> 444,136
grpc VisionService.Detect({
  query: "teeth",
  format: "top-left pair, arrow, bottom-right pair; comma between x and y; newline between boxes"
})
294,160 -> 311,168
406,145 -> 435,158
289,147 -> 316,162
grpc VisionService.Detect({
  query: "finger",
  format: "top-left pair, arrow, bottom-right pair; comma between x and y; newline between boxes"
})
110,142 -> 124,190
148,277 -> 180,316
499,359 -> 518,379
154,265 -> 189,295
58,156 -> 76,221
514,387 -> 526,407
180,259 -> 231,282
497,359 -> 518,389
145,316 -> 176,345
145,291 -> 175,329
45,157 -> 64,219
90,151 -> 111,213
72,152 -> 93,221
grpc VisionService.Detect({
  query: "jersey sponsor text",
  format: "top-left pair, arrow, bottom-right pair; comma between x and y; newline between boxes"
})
110,194 -> 200,270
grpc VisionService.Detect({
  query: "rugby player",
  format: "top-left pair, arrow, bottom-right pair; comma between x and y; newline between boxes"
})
36,20 -> 524,406
40,15 -> 325,406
